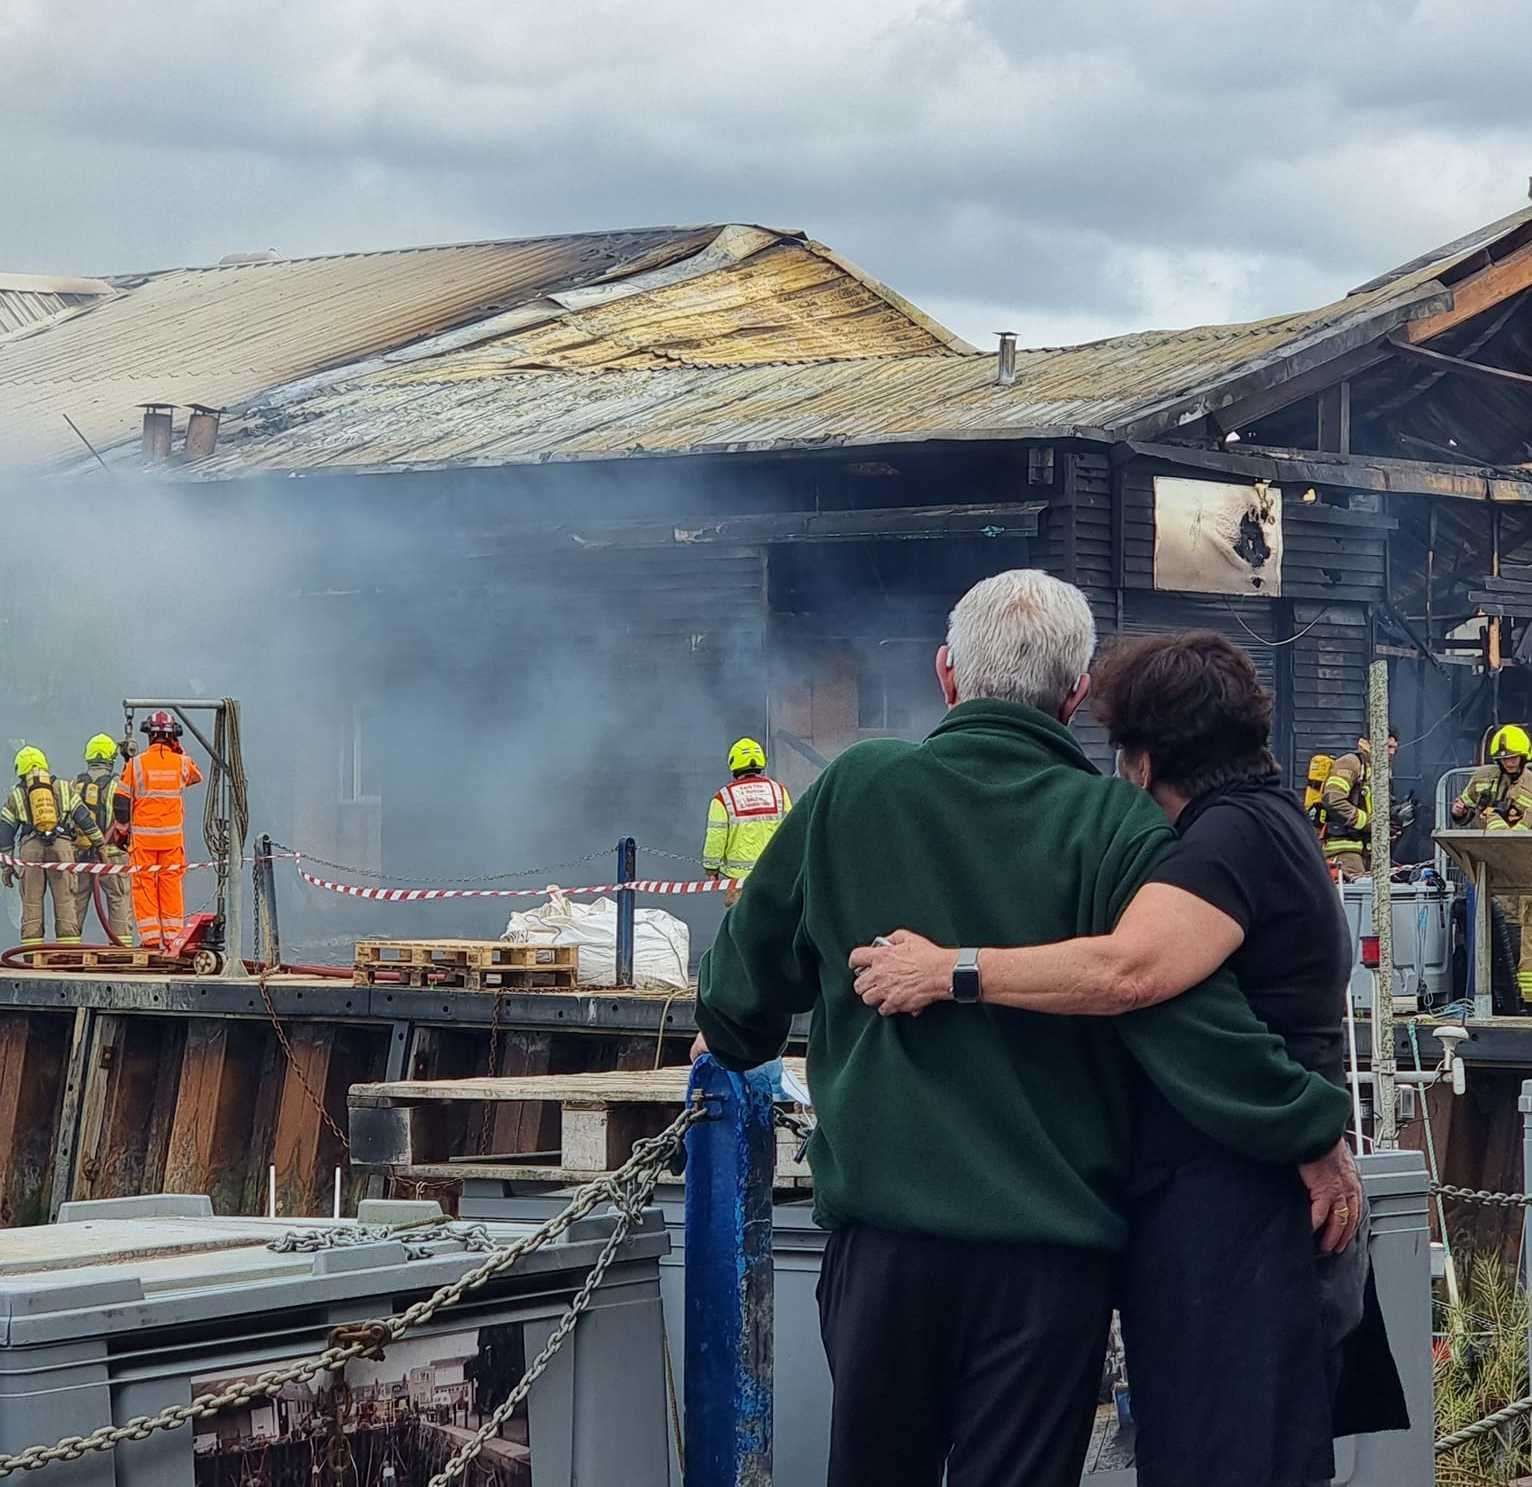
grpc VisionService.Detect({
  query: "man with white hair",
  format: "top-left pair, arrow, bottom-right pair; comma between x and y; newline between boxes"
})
695,569 -> 1351,1487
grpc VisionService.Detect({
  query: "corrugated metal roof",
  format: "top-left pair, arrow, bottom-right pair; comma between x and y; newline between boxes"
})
0,224 -> 966,470
172,239 -> 1459,477
0,272 -> 114,341
15,207 -> 1530,479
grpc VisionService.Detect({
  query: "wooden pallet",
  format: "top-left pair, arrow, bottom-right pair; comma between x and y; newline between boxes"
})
353,938 -> 578,991
22,946 -> 156,972
348,1061 -> 812,1188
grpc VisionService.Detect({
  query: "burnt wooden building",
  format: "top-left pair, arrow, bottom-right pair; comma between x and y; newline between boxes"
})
4,208 -> 1532,1226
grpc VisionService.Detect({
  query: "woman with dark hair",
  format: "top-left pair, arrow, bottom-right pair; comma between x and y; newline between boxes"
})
849,629 -> 1406,1487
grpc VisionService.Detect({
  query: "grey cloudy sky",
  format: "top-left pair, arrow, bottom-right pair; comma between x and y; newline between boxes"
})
4,0 -> 1529,347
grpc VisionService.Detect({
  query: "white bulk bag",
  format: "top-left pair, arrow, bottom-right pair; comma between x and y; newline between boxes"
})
503,889 -> 690,991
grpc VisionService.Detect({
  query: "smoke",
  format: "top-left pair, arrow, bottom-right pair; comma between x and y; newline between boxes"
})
0,465 -> 770,959
0,457 -> 1010,963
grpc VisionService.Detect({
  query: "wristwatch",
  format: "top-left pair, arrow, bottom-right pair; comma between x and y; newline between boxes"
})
951,948 -> 982,1004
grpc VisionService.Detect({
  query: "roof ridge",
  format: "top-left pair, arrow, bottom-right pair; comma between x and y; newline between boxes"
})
114,224 -> 798,277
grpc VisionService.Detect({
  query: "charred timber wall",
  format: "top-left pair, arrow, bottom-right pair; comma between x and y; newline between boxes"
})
1050,450 -> 1389,779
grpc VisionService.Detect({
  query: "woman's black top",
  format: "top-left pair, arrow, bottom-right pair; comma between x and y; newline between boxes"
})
1148,773 -> 1351,1088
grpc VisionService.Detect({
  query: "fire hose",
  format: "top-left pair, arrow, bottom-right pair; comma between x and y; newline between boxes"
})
90,876 -> 129,949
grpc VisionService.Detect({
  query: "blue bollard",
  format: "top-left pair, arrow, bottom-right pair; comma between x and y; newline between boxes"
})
683,1055 -> 776,1486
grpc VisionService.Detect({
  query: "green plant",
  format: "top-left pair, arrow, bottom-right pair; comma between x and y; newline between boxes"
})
1435,1255 -> 1531,1486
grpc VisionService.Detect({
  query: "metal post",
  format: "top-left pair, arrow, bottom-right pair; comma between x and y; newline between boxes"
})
684,1056 -> 774,1486
1522,1082 -> 1532,1373
254,832 -> 281,968
1370,659 -> 1398,1147
1474,865 -> 1493,1020
616,836 -> 637,989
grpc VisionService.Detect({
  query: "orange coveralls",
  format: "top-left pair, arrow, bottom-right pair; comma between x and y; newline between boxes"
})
119,742 -> 203,948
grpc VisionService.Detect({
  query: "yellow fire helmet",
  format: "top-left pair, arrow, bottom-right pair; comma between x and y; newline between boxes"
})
84,733 -> 119,763
728,737 -> 767,774
1491,724 -> 1532,761
13,746 -> 47,777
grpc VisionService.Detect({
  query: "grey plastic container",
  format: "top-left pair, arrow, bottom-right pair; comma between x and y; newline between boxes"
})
1341,880 -> 1452,1010
0,1196 -> 671,1487
469,1152 -> 1433,1487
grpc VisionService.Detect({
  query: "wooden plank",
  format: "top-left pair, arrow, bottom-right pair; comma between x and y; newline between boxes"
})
1404,240 -> 1532,345
0,1013 -> 70,1228
140,1020 -> 186,1195
352,1064 -> 802,1106
1135,438 -> 1532,505
477,501 -> 1047,554
356,940 -> 577,970
487,1031 -> 558,1156
271,1024 -> 338,1219
162,1019 -> 264,1213
1317,381 -> 1351,454
1387,334 -> 1532,390
70,1015 -> 126,1201
47,1009 -> 94,1221
353,962 -> 579,992
239,1029 -> 285,1216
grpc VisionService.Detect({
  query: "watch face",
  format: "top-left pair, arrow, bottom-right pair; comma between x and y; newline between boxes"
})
952,967 -> 981,1004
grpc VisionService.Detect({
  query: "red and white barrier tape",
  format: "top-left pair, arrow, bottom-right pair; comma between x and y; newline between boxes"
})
0,851 -> 225,877
296,866 -> 726,902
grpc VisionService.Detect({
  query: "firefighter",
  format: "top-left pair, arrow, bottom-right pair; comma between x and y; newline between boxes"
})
1451,724 -> 1532,1004
1319,725 -> 1399,878
702,737 -> 791,907
119,711 -> 203,950
0,747 -> 104,946
73,734 -> 135,946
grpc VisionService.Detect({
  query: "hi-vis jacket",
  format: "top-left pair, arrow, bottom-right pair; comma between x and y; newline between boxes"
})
1455,765 -> 1532,831
119,743 -> 203,846
1320,752 -> 1371,859
703,774 -> 792,880
75,766 -> 128,841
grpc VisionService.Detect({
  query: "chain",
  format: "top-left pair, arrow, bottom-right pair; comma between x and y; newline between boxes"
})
267,1222 -> 497,1262
481,988 -> 507,1152
641,846 -> 711,869
1431,1181 -> 1532,1209
0,1102 -> 706,1479
256,970 -> 351,1154
267,840 -> 615,885
426,1182 -> 649,1485
773,1105 -> 815,1163
1436,1393 -> 1532,1454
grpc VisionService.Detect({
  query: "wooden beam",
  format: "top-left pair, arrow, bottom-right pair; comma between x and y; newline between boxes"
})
271,1024 -> 340,1219
1404,240 -> 1532,344
140,1021 -> 186,1195
47,1009 -> 94,1221
0,1013 -> 70,1227
1385,334 -> 1532,390
1317,381 -> 1352,454
1221,442 -> 1532,504
163,1019 -> 263,1212
70,1015 -> 127,1201
463,503 -> 1048,564
1202,343 -> 1391,440
487,1031 -> 559,1156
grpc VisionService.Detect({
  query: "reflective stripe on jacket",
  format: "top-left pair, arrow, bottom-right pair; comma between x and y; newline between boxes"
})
702,774 -> 792,879
120,743 -> 203,843
0,779 -> 103,851
1321,752 -> 1369,851
74,767 -> 124,835
1456,764 -> 1532,830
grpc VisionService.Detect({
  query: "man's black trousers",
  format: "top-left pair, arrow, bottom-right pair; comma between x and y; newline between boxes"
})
816,1223 -> 1113,1487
